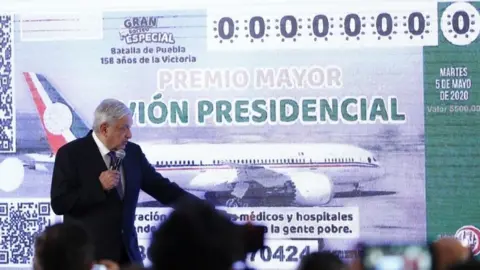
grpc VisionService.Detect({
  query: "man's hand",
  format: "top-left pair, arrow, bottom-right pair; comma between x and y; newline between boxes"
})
99,170 -> 120,191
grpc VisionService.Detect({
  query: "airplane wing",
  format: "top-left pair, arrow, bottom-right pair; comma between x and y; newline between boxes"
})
208,161 -> 303,207
221,161 -> 290,185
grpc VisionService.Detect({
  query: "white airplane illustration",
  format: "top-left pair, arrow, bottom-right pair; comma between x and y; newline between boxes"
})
20,72 -> 386,207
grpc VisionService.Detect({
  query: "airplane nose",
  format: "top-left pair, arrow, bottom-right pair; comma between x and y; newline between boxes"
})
374,164 -> 386,180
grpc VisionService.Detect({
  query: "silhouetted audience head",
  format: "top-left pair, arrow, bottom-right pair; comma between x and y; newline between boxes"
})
33,221 -> 95,270
433,237 -> 472,270
147,199 -> 262,270
296,251 -> 347,270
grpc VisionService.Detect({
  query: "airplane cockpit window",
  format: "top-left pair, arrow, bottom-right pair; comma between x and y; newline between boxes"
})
373,157 -> 377,162
368,157 -> 372,163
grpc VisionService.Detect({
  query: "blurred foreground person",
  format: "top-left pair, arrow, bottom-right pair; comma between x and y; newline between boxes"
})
147,199 -> 266,270
33,222 -> 119,270
297,251 -> 347,270
433,237 -> 472,270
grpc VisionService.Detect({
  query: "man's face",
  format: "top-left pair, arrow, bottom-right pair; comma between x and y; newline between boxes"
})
100,115 -> 132,150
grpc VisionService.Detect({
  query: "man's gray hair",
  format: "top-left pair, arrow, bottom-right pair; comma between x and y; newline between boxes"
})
92,99 -> 132,132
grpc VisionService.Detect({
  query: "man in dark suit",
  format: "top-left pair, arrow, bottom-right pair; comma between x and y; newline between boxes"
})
50,98 -> 202,266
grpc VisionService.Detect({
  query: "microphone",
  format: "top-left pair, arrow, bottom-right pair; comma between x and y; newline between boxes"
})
110,150 -> 126,170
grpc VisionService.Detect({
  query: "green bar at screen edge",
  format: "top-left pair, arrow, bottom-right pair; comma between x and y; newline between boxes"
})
424,1 -> 480,258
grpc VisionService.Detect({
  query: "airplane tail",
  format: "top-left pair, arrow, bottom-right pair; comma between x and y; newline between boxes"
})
23,72 -> 91,154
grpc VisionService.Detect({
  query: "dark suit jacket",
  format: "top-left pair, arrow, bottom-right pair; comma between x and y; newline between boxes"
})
50,130 -> 200,264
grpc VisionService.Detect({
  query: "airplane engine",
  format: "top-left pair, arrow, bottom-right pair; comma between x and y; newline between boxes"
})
22,161 -> 48,172
23,161 -> 36,170
288,172 -> 334,206
190,169 -> 238,192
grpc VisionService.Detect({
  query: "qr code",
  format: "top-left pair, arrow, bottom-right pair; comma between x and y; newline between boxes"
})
0,15 -> 15,153
0,199 -> 62,267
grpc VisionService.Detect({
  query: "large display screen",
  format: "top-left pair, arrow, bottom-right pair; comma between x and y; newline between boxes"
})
0,1 -> 479,269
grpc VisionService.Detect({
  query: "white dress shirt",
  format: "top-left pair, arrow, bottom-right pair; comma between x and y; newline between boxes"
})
92,131 -> 125,194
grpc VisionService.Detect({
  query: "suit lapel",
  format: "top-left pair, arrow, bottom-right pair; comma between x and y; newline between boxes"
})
84,131 -> 109,174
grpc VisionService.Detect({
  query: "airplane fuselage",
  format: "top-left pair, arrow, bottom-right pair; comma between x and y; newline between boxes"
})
143,142 -> 385,192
